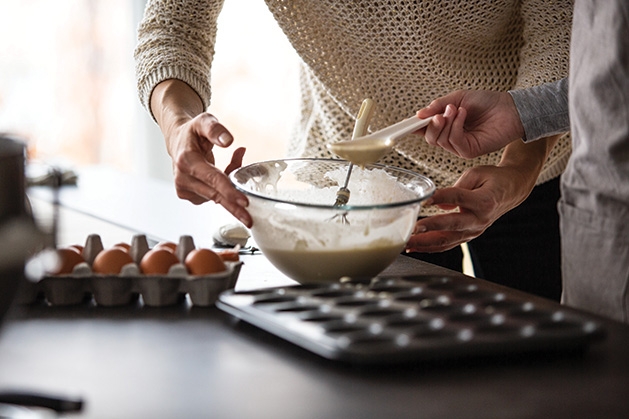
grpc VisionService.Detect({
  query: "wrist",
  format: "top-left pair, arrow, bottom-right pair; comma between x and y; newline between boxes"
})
498,134 -> 561,187
503,91 -> 526,141
150,79 -> 204,137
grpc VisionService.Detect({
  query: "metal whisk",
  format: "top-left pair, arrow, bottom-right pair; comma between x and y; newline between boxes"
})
331,98 -> 375,224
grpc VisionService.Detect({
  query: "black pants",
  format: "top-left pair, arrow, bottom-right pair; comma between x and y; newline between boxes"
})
407,178 -> 562,301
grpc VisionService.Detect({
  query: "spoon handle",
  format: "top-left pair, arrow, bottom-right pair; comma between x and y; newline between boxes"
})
341,99 -> 375,189
367,115 -> 433,142
352,98 -> 375,139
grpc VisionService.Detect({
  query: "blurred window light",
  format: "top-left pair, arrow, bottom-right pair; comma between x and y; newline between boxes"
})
0,0 -> 299,180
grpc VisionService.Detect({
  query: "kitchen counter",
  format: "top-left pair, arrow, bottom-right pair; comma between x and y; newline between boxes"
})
1,167 -> 628,418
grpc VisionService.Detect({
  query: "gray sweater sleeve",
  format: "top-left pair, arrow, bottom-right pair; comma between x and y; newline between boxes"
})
508,78 -> 570,142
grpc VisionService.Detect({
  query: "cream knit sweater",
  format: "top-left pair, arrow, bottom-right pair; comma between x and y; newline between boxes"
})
135,0 -> 572,190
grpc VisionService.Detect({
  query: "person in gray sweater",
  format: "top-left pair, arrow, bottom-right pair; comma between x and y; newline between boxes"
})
415,1 -> 629,323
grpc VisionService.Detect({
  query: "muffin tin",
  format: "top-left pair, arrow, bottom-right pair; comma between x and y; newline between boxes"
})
19,234 -> 242,307
217,275 -> 606,364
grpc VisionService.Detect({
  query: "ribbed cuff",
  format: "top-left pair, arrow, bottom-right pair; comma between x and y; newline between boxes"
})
508,78 -> 570,143
138,66 -> 211,122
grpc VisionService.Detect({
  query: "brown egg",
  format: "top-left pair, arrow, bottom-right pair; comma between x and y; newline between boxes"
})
67,244 -> 84,255
153,241 -> 177,253
140,249 -> 180,274
185,248 -> 227,275
52,248 -> 85,275
216,249 -> 240,262
112,242 -> 131,253
92,248 -> 134,274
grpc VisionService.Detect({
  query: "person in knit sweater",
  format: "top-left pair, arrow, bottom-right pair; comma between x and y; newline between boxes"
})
415,0 -> 629,322
135,0 -> 573,300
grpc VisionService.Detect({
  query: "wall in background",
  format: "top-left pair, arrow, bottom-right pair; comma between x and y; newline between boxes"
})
0,0 -> 300,181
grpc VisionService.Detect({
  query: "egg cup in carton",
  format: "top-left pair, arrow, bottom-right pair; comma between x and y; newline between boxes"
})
19,234 -> 242,307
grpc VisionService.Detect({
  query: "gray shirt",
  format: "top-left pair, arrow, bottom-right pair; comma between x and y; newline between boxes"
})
508,0 -> 629,322
508,78 -> 570,143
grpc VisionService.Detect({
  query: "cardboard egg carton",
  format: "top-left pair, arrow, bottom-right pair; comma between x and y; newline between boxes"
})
19,234 -> 242,307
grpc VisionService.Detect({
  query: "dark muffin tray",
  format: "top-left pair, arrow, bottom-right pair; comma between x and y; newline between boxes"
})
217,275 -> 606,364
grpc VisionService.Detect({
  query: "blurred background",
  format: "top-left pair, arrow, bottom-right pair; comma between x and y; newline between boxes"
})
0,0 -> 300,181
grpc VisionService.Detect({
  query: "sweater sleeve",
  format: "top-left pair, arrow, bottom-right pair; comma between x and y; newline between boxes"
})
508,78 -> 570,142
134,0 -> 225,119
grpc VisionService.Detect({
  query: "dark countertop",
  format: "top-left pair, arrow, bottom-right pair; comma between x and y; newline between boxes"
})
2,251 -> 628,419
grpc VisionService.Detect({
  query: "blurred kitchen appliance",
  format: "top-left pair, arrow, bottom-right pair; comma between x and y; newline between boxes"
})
0,134 -> 85,416
0,134 -> 42,326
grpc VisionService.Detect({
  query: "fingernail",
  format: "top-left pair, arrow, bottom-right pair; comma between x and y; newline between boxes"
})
238,217 -> 252,229
235,209 -> 252,228
444,104 -> 455,118
413,225 -> 427,234
237,198 -> 249,208
219,133 -> 231,146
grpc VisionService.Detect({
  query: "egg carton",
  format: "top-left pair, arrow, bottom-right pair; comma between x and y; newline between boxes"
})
217,274 -> 607,364
18,234 -> 242,307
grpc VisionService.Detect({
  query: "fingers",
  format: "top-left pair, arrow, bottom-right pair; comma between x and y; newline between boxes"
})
405,230 -> 469,253
423,186 -> 477,211
405,185 -> 496,253
423,105 -> 474,159
170,116 -> 252,227
429,104 -> 456,148
174,160 -> 253,228
192,113 -> 234,147
405,211 -> 482,254
447,107 -> 471,157
421,114 -> 443,141
417,96 -> 452,119
209,173 -> 252,228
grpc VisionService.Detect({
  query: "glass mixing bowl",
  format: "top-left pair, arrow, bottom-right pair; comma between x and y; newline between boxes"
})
230,158 -> 435,283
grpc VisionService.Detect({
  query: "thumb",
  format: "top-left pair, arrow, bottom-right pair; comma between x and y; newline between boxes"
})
417,98 -> 449,119
224,147 -> 246,174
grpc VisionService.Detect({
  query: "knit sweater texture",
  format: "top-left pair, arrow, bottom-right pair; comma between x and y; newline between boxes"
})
135,0 -> 572,192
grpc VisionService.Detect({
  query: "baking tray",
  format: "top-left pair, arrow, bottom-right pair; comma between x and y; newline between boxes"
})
217,274 -> 606,364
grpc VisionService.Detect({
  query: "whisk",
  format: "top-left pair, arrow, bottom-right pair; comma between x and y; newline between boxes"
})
331,98 -> 375,223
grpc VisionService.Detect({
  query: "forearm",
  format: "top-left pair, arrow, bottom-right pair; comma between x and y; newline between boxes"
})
150,79 -> 205,148
498,134 -> 562,201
